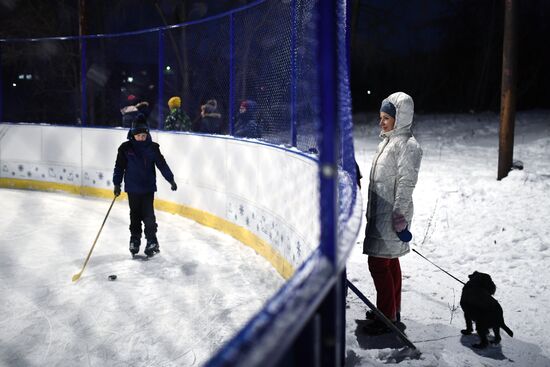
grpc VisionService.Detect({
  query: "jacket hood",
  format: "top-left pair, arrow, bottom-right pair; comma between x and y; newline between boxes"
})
382,92 -> 414,134
239,100 -> 258,120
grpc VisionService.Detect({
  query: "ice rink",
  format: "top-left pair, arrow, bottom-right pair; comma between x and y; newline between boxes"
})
0,188 -> 284,366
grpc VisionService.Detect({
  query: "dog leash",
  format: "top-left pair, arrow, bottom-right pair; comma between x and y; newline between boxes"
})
412,248 -> 465,285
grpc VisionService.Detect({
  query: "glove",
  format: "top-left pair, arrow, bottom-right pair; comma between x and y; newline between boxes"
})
396,227 -> 413,242
114,185 -> 121,197
170,181 -> 178,191
392,211 -> 407,232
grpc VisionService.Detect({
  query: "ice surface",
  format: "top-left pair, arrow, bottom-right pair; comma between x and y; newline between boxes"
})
0,190 -> 284,366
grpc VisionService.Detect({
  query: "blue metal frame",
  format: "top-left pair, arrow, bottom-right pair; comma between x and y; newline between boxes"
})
204,1 -> 350,366
0,46 -> 3,123
317,1 -> 343,365
204,250 -> 336,367
228,14 -> 235,135
0,0 -> 269,43
80,39 -> 87,126
1,2 -> 360,365
340,0 -> 355,177
157,30 -> 165,129
290,0 -> 298,147
0,0 -> 270,129
318,0 -> 338,265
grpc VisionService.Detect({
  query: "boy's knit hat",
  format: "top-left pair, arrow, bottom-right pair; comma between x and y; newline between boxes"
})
168,96 -> 181,110
131,114 -> 149,135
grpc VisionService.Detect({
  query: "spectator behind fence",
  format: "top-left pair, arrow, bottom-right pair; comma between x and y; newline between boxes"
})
197,99 -> 222,134
164,96 -> 191,131
234,99 -> 261,139
120,94 -> 149,128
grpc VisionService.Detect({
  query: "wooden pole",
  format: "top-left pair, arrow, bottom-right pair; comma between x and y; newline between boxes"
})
497,0 -> 517,180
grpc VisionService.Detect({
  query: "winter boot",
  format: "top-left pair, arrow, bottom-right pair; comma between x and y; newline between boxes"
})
129,237 -> 141,255
144,238 -> 160,257
366,310 -> 400,322
362,319 -> 392,335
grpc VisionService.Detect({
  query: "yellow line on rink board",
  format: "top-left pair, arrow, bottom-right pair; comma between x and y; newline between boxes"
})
0,178 -> 294,279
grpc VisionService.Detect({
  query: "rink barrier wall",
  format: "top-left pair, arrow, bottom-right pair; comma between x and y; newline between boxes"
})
0,178 -> 294,279
0,124 -> 321,279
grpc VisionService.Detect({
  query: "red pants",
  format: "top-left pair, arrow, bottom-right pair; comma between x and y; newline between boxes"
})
368,256 -> 402,321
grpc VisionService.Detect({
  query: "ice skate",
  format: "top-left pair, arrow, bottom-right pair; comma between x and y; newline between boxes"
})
144,239 -> 160,257
129,237 -> 140,256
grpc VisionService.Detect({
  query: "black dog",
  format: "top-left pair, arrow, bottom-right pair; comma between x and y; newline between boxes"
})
460,271 -> 514,348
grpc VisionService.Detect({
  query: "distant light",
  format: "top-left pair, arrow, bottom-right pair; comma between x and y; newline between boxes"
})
12,83 -> 17,87
127,77 -> 134,83
18,74 -> 24,80
367,90 -> 371,95
26,74 -> 32,80
165,66 -> 171,71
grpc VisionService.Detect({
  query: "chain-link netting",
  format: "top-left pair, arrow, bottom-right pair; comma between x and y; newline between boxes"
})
0,1 -> 362,363
0,0 -> 361,276
162,18 -> 230,133
84,32 -> 159,127
0,39 -> 80,124
337,0 -> 362,267
0,1 -> 325,151
233,2 -> 291,145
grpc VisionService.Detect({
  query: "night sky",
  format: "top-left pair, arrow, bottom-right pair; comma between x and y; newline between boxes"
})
1,0 -> 549,114
351,0 -> 550,113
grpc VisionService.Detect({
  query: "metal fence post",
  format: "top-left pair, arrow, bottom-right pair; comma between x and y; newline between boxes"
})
318,0 -> 341,365
0,45 -> 3,123
290,0 -> 297,147
229,14 -> 235,135
318,1 -> 338,264
80,38 -> 87,126
158,29 -> 165,129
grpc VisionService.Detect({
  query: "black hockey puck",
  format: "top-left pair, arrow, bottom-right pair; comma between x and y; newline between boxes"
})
108,274 -> 117,281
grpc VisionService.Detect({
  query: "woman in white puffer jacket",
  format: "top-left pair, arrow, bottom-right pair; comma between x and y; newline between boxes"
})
362,92 -> 422,334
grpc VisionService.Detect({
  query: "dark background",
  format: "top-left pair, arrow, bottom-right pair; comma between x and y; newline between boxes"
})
1,0 -> 548,115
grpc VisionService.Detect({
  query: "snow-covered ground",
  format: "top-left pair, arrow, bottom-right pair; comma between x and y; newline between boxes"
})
1,111 -> 549,367
0,189 -> 284,366
346,110 -> 550,366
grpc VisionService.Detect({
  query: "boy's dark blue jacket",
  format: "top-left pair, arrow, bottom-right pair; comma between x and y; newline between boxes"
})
113,133 -> 174,193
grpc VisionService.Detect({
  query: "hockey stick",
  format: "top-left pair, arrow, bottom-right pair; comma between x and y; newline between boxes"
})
347,279 -> 417,350
72,196 -> 117,282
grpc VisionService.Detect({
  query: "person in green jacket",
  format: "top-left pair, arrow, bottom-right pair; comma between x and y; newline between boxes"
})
164,96 -> 191,131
